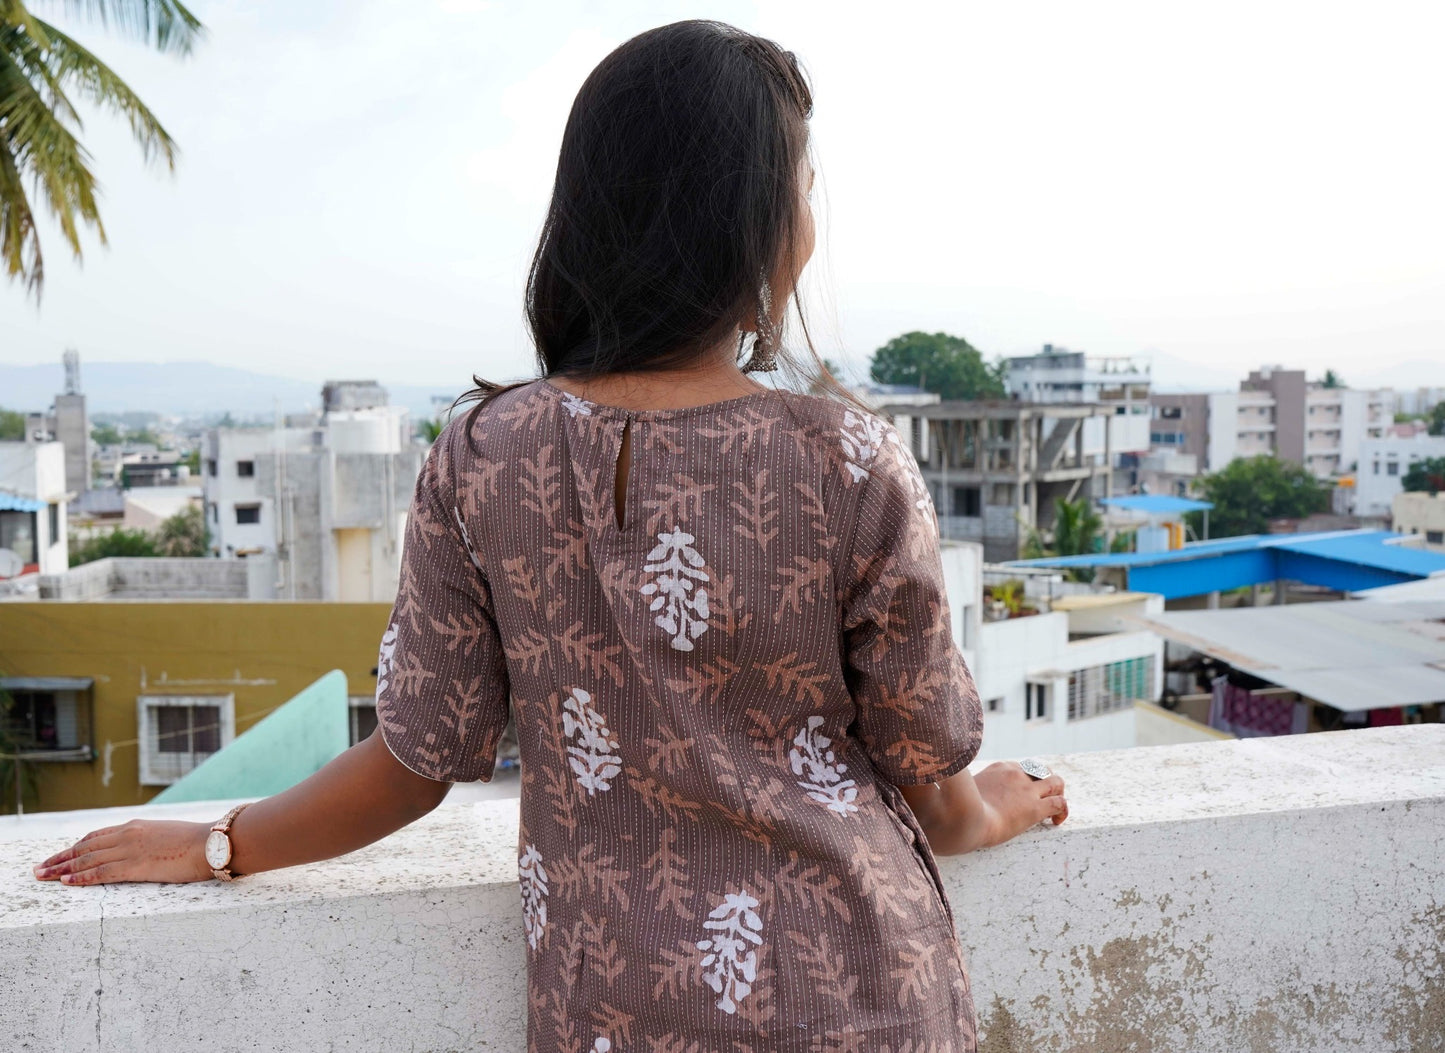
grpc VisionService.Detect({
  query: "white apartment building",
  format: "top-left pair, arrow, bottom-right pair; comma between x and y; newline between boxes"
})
939,540 -> 1181,758
1004,345 -> 1152,462
1354,429 -> 1445,518
0,440 -> 69,576
1392,492 -> 1445,551
1151,368 -> 1392,486
203,382 -> 422,602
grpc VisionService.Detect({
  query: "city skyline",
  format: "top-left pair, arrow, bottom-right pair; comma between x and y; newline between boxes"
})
3,0 -> 1444,391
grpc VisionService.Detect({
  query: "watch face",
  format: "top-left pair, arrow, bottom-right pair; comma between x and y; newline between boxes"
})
204,829 -> 231,870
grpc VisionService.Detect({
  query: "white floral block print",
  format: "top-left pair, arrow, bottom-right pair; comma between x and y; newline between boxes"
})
884,431 -> 935,519
789,715 -> 859,817
561,392 -> 594,418
453,505 -> 484,571
696,890 -> 763,1015
374,623 -> 398,700
640,528 -> 711,651
519,843 -> 549,951
839,409 -> 888,483
562,687 -> 622,795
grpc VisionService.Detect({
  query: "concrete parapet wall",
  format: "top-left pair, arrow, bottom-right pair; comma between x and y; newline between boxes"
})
1,725 -> 1441,1051
37,556 -> 274,600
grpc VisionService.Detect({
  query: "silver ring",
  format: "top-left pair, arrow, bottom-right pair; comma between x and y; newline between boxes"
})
1019,758 -> 1052,781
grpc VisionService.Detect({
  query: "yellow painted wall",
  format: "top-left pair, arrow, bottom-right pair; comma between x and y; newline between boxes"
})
0,602 -> 391,813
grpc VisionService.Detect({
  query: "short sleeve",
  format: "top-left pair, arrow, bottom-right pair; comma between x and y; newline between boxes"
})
374,422 -> 510,782
840,427 -> 983,787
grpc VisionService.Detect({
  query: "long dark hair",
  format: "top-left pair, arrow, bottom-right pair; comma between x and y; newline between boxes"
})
458,20 -> 848,414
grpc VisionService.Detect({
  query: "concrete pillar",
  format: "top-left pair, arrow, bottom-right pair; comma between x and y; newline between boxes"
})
1274,578 -> 1288,605
1207,591 -> 1221,609
1250,583 -> 1262,606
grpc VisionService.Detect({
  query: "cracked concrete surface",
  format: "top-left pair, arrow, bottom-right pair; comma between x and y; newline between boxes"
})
1,725 -> 1441,1052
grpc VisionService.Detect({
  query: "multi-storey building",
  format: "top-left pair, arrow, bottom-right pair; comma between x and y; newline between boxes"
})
871,397 -> 1114,562
21,350 -> 91,497
0,440 -> 69,576
1004,344 -> 1152,464
1353,426 -> 1445,518
202,381 -> 422,602
1149,367 -> 1392,486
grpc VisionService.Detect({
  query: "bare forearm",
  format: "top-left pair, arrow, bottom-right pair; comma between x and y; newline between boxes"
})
899,770 -> 996,856
228,731 -> 450,876
35,732 -> 453,886
899,761 -> 1069,856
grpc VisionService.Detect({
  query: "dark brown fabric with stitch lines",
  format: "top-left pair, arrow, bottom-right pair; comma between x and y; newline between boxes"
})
375,378 -> 985,1051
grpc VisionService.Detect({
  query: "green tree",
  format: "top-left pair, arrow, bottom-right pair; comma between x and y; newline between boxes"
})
1429,402 -> 1445,437
90,421 -> 122,444
0,406 -> 24,439
155,502 -> 205,556
2,0 -> 203,297
1321,369 -> 1344,389
417,418 -> 444,444
1020,497 -> 1102,581
1187,456 -> 1328,538
870,331 -> 1006,401
69,526 -> 158,565
1401,457 -> 1445,496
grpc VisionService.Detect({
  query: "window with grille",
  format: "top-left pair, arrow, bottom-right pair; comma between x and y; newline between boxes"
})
235,503 -> 261,525
137,695 -> 234,785
1067,657 -> 1155,721
0,684 -> 93,759
349,695 -> 378,746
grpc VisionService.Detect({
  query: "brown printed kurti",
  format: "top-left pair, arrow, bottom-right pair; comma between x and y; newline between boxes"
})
375,379 -> 986,1051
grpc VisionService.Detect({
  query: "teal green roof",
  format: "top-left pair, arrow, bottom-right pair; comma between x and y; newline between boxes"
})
150,670 -> 352,804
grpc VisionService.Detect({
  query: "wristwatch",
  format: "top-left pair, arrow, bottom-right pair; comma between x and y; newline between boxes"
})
204,803 -> 250,882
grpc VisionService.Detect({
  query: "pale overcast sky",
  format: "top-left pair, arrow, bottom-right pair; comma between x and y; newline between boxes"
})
3,0 -> 1444,393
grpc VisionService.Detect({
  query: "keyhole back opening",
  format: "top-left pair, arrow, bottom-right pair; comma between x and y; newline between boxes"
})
614,417 -> 633,530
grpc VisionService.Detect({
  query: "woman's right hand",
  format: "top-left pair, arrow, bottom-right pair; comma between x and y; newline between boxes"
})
972,761 -> 1068,849
33,819 -> 213,886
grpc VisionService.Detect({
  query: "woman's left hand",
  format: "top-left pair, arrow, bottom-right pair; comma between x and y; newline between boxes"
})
33,819 -> 213,886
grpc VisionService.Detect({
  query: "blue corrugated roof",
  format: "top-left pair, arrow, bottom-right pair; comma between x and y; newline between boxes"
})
1101,495 -> 1214,515
0,490 -> 46,513
1010,530 -> 1445,577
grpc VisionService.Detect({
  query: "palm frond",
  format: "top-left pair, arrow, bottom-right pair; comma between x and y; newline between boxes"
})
0,47 -> 105,257
48,0 -> 203,56
0,138 -> 42,294
3,23 -> 80,125
0,0 -> 53,50
32,17 -> 177,166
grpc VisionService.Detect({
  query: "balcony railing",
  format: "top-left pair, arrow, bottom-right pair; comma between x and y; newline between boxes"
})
1,725 -> 1441,1052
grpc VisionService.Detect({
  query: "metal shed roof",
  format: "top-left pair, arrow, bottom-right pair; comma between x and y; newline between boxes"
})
1136,600 -> 1445,711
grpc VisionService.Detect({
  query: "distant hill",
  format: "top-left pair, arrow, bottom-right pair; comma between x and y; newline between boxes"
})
0,361 -> 473,419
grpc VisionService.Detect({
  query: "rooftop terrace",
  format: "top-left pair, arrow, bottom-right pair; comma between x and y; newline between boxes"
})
2,725 -> 1441,1051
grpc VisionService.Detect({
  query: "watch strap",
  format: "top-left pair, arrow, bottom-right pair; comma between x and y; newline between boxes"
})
209,803 -> 250,881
